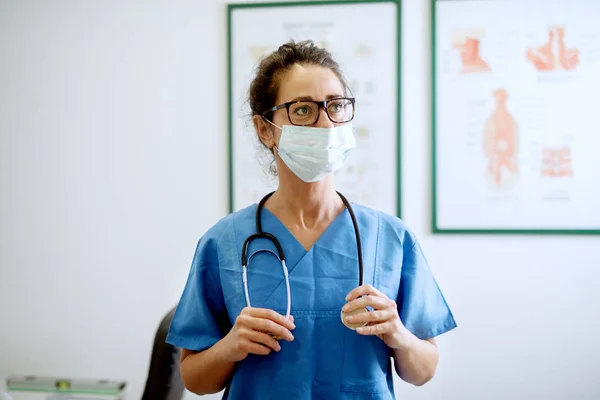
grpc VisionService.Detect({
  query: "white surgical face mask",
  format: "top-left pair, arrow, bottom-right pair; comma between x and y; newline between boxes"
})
271,123 -> 356,183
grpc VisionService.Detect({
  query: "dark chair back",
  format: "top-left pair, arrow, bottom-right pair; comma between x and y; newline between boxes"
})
141,306 -> 184,400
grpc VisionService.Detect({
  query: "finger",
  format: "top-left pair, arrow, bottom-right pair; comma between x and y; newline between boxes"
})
241,341 -> 273,356
245,330 -> 282,352
345,284 -> 386,301
356,321 -> 395,336
245,307 -> 296,331
343,308 -> 396,325
245,317 -> 295,342
342,294 -> 394,313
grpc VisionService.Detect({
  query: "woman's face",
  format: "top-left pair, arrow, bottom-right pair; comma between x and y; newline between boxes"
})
258,63 -> 346,149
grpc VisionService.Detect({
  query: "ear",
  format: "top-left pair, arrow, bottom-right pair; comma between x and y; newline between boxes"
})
252,115 -> 275,149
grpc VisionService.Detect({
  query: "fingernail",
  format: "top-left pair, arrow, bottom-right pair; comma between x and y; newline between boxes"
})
342,304 -> 349,312
345,315 -> 354,322
345,294 -> 351,301
276,344 -> 281,351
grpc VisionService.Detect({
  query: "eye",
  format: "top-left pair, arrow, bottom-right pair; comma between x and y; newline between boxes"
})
328,100 -> 348,114
293,106 -> 311,116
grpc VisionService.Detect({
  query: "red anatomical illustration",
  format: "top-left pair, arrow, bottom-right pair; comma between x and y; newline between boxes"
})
482,89 -> 519,188
527,26 -> 580,71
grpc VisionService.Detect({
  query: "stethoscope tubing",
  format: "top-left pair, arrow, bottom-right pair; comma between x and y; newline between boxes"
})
241,191 -> 364,327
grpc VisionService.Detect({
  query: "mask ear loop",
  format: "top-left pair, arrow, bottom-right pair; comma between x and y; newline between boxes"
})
261,115 -> 283,131
260,115 -> 282,158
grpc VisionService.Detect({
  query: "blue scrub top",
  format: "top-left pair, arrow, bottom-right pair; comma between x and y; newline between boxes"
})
166,203 -> 457,399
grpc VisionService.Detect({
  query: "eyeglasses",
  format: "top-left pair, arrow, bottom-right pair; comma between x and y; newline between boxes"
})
263,97 -> 355,126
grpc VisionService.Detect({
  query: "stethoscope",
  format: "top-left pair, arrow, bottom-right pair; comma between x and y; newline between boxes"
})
241,191 -> 368,331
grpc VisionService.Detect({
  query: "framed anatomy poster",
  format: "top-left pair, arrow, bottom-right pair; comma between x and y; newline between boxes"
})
228,0 -> 402,217
432,0 -> 600,233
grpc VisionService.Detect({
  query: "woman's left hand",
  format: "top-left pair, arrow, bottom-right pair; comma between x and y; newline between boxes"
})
342,284 -> 411,351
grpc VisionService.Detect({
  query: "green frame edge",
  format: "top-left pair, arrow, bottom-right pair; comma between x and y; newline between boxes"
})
430,0 -> 600,235
227,0 -> 403,219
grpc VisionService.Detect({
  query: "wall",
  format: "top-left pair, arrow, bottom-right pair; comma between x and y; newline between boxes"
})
1,0 -> 599,399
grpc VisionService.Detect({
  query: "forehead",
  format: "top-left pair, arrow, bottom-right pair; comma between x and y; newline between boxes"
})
275,64 -> 345,104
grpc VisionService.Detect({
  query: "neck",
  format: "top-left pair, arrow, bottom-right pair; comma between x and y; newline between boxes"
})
267,163 -> 343,229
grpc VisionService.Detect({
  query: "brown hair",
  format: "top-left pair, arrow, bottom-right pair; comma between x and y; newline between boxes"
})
248,40 -> 350,121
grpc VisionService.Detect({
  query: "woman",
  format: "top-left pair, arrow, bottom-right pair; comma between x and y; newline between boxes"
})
166,40 -> 457,399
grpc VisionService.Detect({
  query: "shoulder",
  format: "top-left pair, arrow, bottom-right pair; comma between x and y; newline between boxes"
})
350,203 -> 417,249
193,203 -> 258,255
203,203 -> 257,237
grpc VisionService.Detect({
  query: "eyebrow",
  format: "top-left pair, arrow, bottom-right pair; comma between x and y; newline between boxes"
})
289,94 -> 345,102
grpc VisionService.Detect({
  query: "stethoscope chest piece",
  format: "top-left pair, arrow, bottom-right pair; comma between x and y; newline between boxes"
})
340,307 -> 369,330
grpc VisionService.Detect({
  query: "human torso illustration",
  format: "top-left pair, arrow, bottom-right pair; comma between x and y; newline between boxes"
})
482,89 -> 519,189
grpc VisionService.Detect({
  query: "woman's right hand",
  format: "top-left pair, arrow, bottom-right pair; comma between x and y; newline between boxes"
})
222,307 -> 295,362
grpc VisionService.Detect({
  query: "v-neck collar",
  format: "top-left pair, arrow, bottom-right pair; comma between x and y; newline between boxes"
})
259,205 -> 351,273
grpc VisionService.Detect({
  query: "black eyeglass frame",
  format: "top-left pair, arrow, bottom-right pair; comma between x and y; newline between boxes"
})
262,97 -> 356,126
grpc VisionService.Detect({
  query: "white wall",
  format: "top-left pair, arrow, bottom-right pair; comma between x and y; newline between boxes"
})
1,1 -> 599,400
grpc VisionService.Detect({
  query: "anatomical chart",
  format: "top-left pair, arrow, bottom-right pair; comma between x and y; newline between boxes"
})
434,0 -> 600,231
229,2 -> 399,215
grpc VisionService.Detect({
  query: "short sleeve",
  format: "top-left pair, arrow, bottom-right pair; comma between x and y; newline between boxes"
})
397,235 -> 457,340
166,235 -> 230,351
